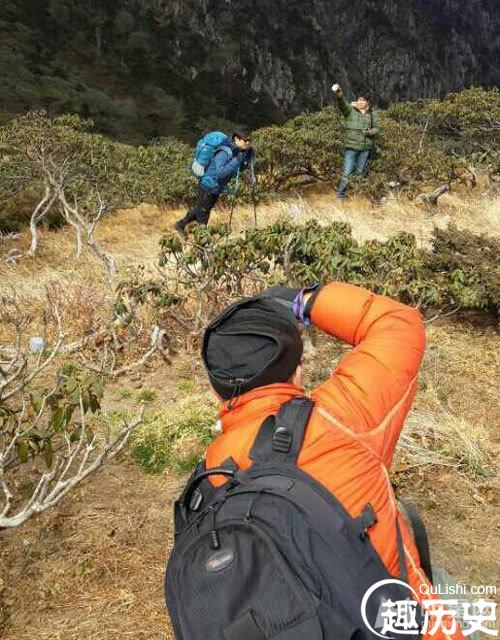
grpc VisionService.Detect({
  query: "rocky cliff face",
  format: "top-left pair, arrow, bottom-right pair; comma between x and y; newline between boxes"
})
1,0 -> 498,136
171,0 -> 498,112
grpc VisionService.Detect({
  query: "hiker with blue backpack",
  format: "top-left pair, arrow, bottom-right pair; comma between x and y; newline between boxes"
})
173,131 -> 254,234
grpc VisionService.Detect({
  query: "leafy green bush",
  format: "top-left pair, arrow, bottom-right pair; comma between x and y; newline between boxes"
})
0,112 -> 130,233
152,221 -> 499,317
429,225 -> 500,311
118,138 -> 192,204
1,89 -> 497,232
386,87 -> 500,169
0,112 -> 193,232
132,397 -> 217,474
251,105 -> 461,199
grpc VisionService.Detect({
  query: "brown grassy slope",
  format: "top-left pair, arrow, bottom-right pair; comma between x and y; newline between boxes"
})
1,188 -> 499,299
0,459 -> 178,640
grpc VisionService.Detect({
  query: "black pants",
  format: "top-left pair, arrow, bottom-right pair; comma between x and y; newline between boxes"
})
177,185 -> 219,229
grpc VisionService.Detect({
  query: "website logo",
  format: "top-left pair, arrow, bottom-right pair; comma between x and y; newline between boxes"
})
361,579 -> 498,637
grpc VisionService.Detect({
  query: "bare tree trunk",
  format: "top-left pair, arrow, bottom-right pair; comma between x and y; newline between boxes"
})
86,229 -> 116,281
85,197 -> 116,281
61,206 -> 83,258
75,226 -> 83,258
55,186 -> 116,279
28,185 -> 55,255
57,188 -> 86,260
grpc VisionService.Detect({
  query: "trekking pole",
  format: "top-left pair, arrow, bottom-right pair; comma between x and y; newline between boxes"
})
251,159 -> 258,227
252,186 -> 258,227
229,195 -> 236,229
228,166 -> 240,230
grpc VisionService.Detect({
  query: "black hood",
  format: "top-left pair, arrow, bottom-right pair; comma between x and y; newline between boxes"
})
202,297 -> 303,401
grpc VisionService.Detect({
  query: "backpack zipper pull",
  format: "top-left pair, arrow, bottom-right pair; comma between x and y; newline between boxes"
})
209,505 -> 220,550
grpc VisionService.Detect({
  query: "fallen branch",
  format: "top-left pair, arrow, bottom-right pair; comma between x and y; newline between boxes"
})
418,183 -> 450,208
424,307 -> 460,324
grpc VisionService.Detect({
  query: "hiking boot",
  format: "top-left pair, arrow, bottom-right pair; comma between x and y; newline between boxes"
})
172,221 -> 186,236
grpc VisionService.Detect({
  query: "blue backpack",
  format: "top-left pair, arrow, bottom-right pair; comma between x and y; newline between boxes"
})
192,131 -> 232,178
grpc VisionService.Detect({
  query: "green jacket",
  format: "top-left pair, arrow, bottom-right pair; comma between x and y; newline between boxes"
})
334,95 -> 380,151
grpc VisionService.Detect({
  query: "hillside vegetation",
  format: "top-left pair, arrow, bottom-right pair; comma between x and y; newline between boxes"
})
1,0 -> 498,138
1,87 -> 499,235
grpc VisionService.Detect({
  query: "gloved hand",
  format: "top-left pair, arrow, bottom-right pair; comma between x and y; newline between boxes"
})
259,284 -> 321,326
241,147 -> 255,169
293,284 -> 321,326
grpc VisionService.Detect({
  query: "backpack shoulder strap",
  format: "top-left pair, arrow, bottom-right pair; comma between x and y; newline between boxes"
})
215,144 -> 233,160
250,396 -> 314,466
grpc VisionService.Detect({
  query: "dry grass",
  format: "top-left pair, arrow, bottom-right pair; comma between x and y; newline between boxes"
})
248,188 -> 500,245
1,188 -> 499,299
417,323 -> 498,426
0,203 -> 171,299
0,459 -> 178,640
226,185 -> 500,242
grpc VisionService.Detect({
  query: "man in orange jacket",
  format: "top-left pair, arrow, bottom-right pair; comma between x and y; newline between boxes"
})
202,281 -> 463,640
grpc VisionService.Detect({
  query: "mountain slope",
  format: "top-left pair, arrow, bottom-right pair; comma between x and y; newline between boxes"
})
0,0 -> 498,140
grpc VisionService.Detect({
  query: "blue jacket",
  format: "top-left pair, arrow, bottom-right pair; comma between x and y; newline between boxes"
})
200,141 -> 252,195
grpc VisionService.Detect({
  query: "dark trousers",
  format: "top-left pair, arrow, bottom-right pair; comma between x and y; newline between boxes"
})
177,185 -> 219,229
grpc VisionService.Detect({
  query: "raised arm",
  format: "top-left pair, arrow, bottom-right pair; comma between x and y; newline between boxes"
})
333,93 -> 352,118
309,282 -> 426,466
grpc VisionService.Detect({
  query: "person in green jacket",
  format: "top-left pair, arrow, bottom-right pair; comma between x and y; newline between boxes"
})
332,84 -> 380,198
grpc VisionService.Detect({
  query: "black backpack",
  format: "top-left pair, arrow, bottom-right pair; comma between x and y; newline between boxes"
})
368,110 -> 379,161
165,397 -> 422,640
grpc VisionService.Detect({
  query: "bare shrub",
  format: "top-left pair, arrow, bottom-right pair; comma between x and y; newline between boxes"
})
0,287 -> 148,529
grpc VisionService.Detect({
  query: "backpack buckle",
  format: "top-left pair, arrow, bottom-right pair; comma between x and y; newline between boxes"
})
357,503 -> 378,542
273,427 -> 292,453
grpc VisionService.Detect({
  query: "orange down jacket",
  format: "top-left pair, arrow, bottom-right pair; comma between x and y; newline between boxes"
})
205,282 -> 463,640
